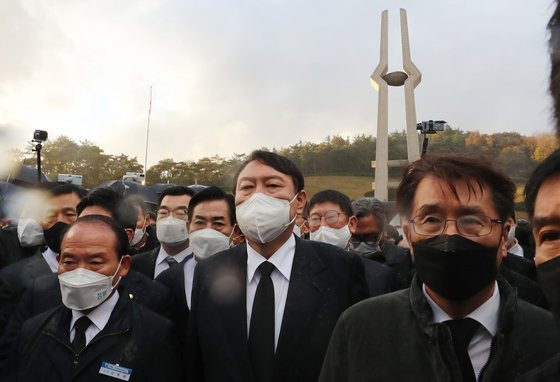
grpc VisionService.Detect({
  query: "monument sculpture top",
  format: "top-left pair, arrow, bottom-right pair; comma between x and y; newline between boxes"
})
371,8 -> 421,201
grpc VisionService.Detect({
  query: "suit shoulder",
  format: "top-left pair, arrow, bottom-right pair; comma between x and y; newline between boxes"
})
341,288 -> 410,323
134,302 -> 175,335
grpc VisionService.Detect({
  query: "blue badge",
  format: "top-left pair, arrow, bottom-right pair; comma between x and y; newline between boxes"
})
99,361 -> 132,381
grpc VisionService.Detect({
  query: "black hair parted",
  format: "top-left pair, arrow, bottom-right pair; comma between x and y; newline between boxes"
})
158,186 -> 196,207
187,186 -> 236,225
232,150 -> 304,195
50,184 -> 87,199
77,187 -> 137,230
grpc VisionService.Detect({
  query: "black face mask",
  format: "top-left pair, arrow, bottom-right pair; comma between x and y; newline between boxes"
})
412,234 -> 499,301
537,256 -> 560,328
43,221 -> 69,254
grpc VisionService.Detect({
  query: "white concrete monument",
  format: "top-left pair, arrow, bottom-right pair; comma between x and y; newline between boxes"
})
371,8 -> 421,201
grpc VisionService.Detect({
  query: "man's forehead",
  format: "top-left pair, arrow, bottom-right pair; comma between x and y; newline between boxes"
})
534,174 -> 560,216
50,192 -> 80,208
238,160 -> 289,181
310,201 -> 344,214
193,200 -> 229,216
160,194 -> 191,207
412,176 -> 493,211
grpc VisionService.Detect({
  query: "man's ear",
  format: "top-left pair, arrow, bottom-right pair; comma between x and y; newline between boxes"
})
348,216 -> 358,234
124,228 -> 134,243
119,255 -> 131,278
296,190 -> 307,211
403,223 -> 413,258
499,221 -> 512,260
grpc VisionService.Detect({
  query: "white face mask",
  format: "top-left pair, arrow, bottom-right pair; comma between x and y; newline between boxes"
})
310,225 -> 351,248
292,224 -> 302,238
58,259 -> 123,311
156,217 -> 189,245
17,218 -> 44,247
189,228 -> 230,260
236,192 -> 298,244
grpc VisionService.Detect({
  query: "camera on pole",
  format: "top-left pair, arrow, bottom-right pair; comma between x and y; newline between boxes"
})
416,120 -> 446,156
31,130 -> 48,183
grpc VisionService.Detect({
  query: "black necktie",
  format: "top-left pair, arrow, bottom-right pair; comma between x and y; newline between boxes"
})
444,318 -> 480,382
249,261 -> 276,382
71,316 -> 92,353
165,256 -> 179,268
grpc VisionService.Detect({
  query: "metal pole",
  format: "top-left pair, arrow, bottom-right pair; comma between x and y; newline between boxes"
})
36,143 -> 42,183
144,86 -> 152,181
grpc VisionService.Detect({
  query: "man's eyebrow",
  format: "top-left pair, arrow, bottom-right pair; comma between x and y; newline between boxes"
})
211,216 -> 226,222
416,204 -> 444,215
533,215 -> 560,231
456,205 -> 486,216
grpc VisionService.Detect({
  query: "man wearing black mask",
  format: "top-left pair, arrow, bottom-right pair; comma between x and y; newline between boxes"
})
320,154 -> 560,382
0,184 -> 86,335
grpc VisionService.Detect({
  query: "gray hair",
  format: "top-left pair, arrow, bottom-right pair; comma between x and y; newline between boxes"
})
351,197 -> 386,228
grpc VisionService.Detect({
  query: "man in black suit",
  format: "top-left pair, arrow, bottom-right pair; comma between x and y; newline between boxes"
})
126,195 -> 159,255
132,186 -> 195,279
157,186 -> 236,374
189,150 -> 369,382
0,184 -> 86,335
305,190 -> 395,296
3,215 -> 182,381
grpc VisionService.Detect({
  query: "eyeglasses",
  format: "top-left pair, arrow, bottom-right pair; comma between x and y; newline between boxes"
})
308,210 -> 345,228
410,214 -> 503,237
157,207 -> 188,220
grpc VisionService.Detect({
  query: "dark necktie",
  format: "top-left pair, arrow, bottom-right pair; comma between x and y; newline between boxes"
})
165,256 -> 179,268
71,316 -> 92,353
249,261 -> 276,382
444,318 -> 480,382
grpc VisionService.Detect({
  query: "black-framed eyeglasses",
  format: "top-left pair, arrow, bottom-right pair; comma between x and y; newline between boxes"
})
308,210 -> 345,228
410,214 -> 503,237
157,207 -> 188,220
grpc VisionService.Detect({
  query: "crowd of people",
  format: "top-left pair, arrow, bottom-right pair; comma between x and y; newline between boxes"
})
1,3 -> 560,382
0,146 -> 558,382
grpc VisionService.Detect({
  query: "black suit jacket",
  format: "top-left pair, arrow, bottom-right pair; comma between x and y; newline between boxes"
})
4,292 -> 183,382
0,227 -> 41,270
0,252 -> 49,334
358,256 -> 395,296
189,236 -> 369,382
156,257 -> 190,334
0,269 -> 174,370
131,246 -> 160,279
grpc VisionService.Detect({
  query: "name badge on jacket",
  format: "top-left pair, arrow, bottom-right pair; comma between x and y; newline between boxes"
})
99,361 -> 132,381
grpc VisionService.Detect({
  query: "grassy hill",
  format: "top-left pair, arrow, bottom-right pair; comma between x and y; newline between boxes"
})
304,176 -> 373,200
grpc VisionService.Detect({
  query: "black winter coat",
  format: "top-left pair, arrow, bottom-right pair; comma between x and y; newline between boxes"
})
319,275 -> 560,382
4,292 -> 183,382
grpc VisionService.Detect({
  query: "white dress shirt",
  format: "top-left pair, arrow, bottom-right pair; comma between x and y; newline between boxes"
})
423,282 -> 500,381
42,247 -> 59,273
184,256 -> 197,309
246,234 -> 296,351
69,290 -> 120,347
508,239 -> 525,258
154,245 -> 192,278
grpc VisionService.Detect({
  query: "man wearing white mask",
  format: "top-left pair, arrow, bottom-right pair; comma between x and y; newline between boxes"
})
189,150 -> 368,382
3,214 -> 182,381
125,195 -> 159,255
157,186 -> 236,371
132,186 -> 195,279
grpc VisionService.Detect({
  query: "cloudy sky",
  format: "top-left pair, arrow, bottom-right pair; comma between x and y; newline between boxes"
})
0,0 -> 556,169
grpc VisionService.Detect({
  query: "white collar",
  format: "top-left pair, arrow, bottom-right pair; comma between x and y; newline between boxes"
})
423,281 -> 500,336
156,245 -> 192,265
41,247 -> 59,273
508,240 -> 525,258
247,234 -> 296,283
71,290 -> 120,334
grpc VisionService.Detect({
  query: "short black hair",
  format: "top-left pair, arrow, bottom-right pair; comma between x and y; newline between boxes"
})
50,184 -> 87,199
158,186 -> 196,207
187,186 -> 236,225
126,194 -> 149,215
77,188 -> 137,230
396,154 -> 516,221
308,189 -> 353,218
63,215 -> 129,259
524,149 -> 560,220
232,150 -> 304,195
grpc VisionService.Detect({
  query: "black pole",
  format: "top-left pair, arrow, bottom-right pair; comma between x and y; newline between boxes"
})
36,143 -> 42,183
421,133 -> 429,157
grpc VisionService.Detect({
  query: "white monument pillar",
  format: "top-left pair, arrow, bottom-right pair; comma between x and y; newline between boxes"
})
370,8 -> 422,201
